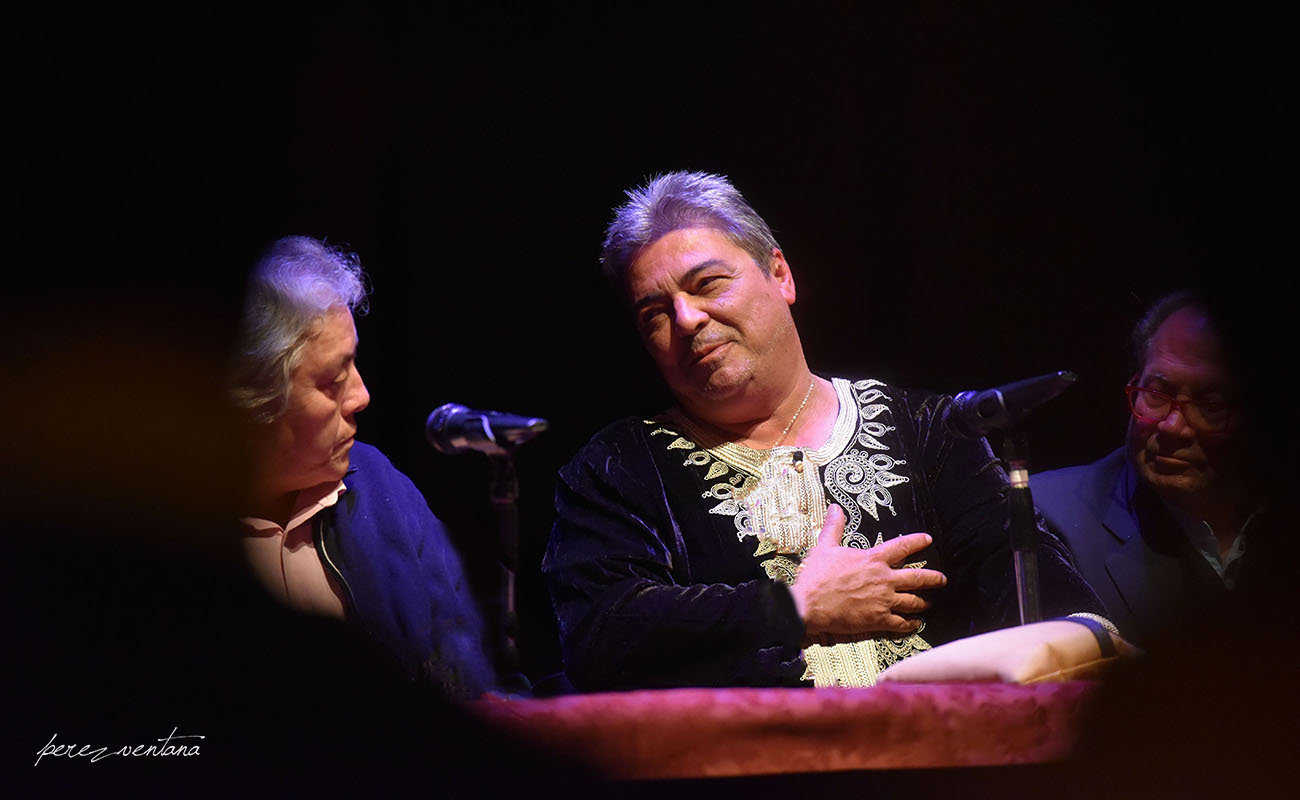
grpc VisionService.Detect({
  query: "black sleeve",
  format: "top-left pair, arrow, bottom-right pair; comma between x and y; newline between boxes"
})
542,424 -> 807,691
904,392 -> 1108,638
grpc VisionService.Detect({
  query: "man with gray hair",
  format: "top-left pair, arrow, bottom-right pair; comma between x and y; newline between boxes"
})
1032,291 -> 1258,646
544,172 -> 1108,691
232,235 -> 495,698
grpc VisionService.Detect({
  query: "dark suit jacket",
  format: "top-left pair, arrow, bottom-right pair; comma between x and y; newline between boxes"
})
1032,448 -> 1226,646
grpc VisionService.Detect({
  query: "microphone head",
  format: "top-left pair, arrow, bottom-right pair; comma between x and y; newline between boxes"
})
426,402 -> 549,456
493,414 -> 549,447
1001,370 -> 1077,414
948,389 -> 1008,439
425,402 -> 472,454
944,370 -> 1078,439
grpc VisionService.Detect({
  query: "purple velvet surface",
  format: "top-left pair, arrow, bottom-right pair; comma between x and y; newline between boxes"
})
473,682 -> 1098,778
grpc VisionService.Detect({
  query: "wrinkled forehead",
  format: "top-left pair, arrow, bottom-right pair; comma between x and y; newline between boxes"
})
296,306 -> 358,366
632,219 -> 761,268
626,226 -> 756,288
304,303 -> 356,335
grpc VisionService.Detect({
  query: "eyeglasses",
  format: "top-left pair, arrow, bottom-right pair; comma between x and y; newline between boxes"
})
1124,385 -> 1235,432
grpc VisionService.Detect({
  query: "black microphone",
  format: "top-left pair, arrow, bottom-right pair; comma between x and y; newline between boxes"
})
425,403 -> 549,455
943,370 -> 1078,439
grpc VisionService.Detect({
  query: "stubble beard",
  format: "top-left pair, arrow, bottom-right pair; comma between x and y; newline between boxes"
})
681,313 -> 796,413
698,352 -> 754,398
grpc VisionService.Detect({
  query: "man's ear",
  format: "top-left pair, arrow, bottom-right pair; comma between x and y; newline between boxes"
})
768,248 -> 796,305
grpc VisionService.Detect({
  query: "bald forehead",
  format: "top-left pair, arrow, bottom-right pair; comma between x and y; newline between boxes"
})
1139,306 -> 1233,396
1147,307 -> 1223,363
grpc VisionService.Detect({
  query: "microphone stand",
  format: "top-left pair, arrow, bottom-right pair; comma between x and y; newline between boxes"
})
486,451 -> 527,691
1001,429 -> 1041,624
426,404 -> 547,694
945,370 -> 1077,626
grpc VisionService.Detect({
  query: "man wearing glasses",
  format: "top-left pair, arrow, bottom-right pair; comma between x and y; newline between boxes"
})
1033,291 -> 1254,646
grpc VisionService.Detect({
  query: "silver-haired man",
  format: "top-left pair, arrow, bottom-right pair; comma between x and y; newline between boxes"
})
544,172 -> 1110,691
231,235 -> 495,698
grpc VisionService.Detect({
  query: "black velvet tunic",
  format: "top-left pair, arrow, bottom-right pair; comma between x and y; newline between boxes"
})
543,378 -> 1105,692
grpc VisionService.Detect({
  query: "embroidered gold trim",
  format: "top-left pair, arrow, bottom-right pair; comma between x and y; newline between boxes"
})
661,379 -> 857,554
649,377 -> 934,687
802,633 -> 933,687
736,450 -> 826,553
663,378 -> 858,476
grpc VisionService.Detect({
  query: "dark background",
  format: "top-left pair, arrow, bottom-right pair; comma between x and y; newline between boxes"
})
7,4 -> 1292,688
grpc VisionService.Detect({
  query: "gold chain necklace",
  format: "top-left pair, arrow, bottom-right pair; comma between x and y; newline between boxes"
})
773,379 -> 816,448
664,378 -> 846,477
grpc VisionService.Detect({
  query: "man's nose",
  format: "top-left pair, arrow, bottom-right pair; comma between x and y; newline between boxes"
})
1157,404 -> 1192,435
672,294 -> 709,335
344,367 -> 370,417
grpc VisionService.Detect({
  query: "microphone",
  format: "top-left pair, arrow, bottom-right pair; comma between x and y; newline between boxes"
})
943,370 -> 1077,439
425,403 -> 549,456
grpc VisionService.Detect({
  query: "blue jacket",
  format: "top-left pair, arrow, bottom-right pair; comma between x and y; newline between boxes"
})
1032,448 -> 1226,647
313,442 -> 497,698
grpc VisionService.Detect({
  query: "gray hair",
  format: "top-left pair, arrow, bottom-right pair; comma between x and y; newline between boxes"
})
1131,289 -> 1218,372
230,236 -> 367,423
600,171 -> 781,293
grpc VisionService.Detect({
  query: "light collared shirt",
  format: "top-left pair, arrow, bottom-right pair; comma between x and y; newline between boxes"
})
239,481 -> 348,619
1164,501 -> 1259,591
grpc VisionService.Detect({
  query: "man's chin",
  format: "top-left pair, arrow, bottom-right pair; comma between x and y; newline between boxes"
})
1138,463 -> 1209,497
699,360 -> 757,395
320,450 -> 353,483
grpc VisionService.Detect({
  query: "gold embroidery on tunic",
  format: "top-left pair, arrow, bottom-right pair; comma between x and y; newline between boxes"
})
762,555 -> 801,584
650,378 -> 933,687
802,635 -> 933,687
734,449 -> 827,554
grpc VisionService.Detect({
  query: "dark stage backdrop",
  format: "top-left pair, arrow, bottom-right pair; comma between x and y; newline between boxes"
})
8,5 -> 1291,688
